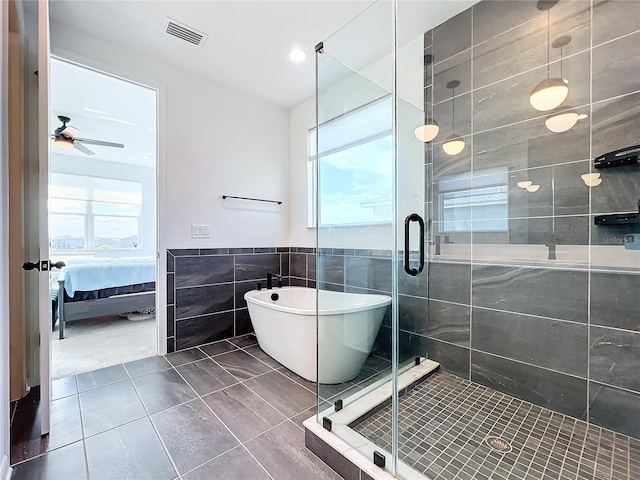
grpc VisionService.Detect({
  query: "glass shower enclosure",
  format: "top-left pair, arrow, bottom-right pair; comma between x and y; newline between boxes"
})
314,1 -> 436,477
312,0 -> 640,479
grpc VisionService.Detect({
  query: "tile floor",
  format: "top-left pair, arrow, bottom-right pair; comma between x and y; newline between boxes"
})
353,371 -> 640,480
10,334 -> 392,480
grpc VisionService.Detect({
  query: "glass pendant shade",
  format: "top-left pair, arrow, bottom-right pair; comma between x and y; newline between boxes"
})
581,173 -> 602,187
414,121 -> 439,142
526,184 -> 541,192
529,78 -> 569,111
54,137 -> 74,148
517,181 -> 533,189
442,135 -> 465,155
545,109 -> 579,133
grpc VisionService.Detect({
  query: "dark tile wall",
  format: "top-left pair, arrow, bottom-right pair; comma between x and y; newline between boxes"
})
166,248 -> 314,352
419,0 -> 640,439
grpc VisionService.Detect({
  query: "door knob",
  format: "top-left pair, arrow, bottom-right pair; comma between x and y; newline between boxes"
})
22,260 -> 66,272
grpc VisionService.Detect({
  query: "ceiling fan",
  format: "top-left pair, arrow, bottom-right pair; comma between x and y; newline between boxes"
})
51,115 -> 125,155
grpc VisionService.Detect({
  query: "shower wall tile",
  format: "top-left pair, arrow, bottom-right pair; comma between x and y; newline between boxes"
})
175,284 -> 234,320
472,265 -> 589,323
593,0 -> 640,46
473,50 -> 590,133
472,0 -> 540,45
433,50 -> 471,103
473,1 -> 590,90
427,338 -> 470,379
432,9 -> 472,63
427,300 -> 470,347
399,331 -> 429,363
174,255 -> 234,288
419,0 -> 640,439
592,31 -> 640,103
432,139 -> 472,181
428,262 -> 471,305
175,311 -> 234,350
473,116 -> 590,172
590,164 -> 640,214
505,161 -> 590,218
398,262 -> 429,298
471,307 -> 588,377
589,382 -> 640,439
589,325 -> 640,392
591,92 -> 640,159
590,272 -> 640,331
471,351 -> 587,418
398,295 -> 428,335
432,92 -> 472,139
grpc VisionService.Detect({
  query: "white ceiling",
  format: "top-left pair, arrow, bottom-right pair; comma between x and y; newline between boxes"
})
48,0 -> 476,110
50,58 -> 157,167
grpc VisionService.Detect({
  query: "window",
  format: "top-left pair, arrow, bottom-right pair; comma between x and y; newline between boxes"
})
438,168 -> 508,232
308,96 -> 393,227
49,173 -> 143,251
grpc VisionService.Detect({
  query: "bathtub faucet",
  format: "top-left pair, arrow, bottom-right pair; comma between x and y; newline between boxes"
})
266,272 -> 282,289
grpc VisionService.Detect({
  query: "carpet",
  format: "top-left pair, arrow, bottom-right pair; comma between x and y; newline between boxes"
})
51,314 -> 157,379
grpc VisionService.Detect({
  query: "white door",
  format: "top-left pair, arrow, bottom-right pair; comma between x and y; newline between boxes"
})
22,0 -> 52,436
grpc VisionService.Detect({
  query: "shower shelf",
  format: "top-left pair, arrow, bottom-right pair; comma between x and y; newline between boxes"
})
595,200 -> 640,225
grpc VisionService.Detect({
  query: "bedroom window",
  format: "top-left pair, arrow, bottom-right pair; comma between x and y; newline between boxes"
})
49,173 -> 143,251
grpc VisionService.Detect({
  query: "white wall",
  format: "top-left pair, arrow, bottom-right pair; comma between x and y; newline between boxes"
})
50,153 -> 156,257
1,1 -> 13,477
50,20 -> 291,249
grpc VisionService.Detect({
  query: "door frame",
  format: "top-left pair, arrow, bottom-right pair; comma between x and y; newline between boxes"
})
1,2 -> 13,478
46,48 -> 168,355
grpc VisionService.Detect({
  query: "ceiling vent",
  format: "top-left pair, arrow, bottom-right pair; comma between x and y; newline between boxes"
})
162,17 -> 208,48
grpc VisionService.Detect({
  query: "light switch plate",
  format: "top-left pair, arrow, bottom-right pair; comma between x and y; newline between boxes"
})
191,224 -> 210,239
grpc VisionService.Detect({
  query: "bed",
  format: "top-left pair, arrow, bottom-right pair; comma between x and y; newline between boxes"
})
54,257 -> 156,339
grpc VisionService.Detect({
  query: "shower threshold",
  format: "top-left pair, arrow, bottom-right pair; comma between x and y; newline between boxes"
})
307,362 -> 640,480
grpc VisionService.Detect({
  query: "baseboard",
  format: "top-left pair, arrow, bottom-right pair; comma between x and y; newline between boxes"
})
0,454 -> 12,480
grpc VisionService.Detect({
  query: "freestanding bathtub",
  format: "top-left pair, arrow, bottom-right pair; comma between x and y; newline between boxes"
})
244,287 -> 391,384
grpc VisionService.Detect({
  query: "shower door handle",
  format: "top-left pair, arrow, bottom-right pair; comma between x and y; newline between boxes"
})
404,213 -> 425,276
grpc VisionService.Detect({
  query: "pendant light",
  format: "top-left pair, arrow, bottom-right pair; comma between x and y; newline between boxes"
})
415,55 -> 440,143
530,1 -> 569,112
581,173 -> 602,187
545,105 -> 588,133
443,80 -> 465,156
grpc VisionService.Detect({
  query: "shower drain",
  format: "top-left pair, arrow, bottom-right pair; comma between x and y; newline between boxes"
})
485,436 -> 512,453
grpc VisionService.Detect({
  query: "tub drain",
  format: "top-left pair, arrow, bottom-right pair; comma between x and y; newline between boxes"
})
485,436 -> 512,453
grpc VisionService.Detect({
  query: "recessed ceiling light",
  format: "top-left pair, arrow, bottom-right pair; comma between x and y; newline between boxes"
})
288,48 -> 308,63
84,107 -> 106,114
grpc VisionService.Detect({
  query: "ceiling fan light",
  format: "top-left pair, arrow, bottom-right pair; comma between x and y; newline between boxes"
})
526,184 -> 541,192
414,120 -> 439,142
529,78 -> 569,111
442,135 -> 465,155
54,137 -> 73,148
517,180 -> 533,189
545,110 -> 579,133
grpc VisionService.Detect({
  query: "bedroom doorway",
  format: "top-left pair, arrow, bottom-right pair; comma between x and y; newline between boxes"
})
48,58 -> 159,379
